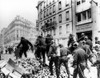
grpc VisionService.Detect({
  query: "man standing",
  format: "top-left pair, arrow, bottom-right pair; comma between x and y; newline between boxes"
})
48,40 -> 60,78
84,36 -> 92,51
17,37 -> 33,58
72,42 -> 89,78
59,44 -> 71,78
45,34 -> 53,57
34,35 -> 46,66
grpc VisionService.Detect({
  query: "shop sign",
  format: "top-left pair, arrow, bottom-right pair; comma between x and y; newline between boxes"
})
76,23 -> 92,32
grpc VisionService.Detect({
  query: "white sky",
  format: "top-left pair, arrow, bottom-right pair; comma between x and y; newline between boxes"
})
0,0 -> 39,31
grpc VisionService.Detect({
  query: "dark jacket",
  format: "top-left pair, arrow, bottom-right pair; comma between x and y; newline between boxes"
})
17,38 -> 33,50
48,43 -> 57,57
73,47 -> 88,65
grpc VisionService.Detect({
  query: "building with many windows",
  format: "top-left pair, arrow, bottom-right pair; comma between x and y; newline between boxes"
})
36,0 -> 76,47
1,15 -> 37,50
75,0 -> 100,45
37,0 -> 100,46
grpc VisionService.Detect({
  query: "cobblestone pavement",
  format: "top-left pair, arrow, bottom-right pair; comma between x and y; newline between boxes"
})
0,53 -> 98,78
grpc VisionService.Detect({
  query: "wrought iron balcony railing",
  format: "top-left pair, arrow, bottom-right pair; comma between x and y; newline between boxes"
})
41,21 -> 57,31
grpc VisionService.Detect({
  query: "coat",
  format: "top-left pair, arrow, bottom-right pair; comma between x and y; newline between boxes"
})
17,38 -> 33,51
73,47 -> 88,66
60,47 -> 70,61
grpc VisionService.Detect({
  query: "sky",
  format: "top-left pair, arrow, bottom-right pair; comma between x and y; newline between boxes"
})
0,0 -> 39,31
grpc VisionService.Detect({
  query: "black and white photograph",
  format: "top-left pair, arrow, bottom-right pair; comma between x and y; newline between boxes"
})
0,0 -> 100,78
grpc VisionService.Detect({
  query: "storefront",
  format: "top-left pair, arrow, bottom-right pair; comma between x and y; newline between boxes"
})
77,31 -> 92,40
76,23 -> 92,41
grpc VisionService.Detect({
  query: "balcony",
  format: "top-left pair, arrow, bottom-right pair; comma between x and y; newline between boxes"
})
41,21 -> 57,31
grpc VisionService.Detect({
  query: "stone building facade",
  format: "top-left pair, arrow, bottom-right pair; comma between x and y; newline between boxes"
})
1,16 -> 37,51
36,0 -> 76,47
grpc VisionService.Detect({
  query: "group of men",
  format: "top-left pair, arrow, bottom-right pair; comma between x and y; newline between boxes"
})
34,33 -> 93,78
45,33 -> 93,78
15,33 -> 100,78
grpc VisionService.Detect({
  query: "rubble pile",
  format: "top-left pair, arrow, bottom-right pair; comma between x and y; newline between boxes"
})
0,58 -> 72,78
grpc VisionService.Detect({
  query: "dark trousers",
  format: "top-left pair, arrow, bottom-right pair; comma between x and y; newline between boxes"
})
35,47 -> 46,65
60,58 -> 70,78
35,48 -> 41,59
49,56 -> 60,78
73,64 -> 85,78
19,49 -> 28,58
41,49 -> 46,65
46,45 -> 50,56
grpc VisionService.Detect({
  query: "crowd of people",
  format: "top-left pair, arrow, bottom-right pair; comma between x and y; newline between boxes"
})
34,33 -> 100,78
7,33 -> 100,78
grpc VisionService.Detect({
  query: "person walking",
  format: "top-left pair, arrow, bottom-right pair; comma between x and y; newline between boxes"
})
17,37 -> 33,58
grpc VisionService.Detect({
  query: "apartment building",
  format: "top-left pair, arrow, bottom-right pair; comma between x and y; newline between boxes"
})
75,0 -> 100,45
2,16 -> 36,48
36,0 -> 76,47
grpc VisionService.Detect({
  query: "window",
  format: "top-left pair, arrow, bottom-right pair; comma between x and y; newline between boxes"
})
66,24 -> 69,33
66,11 -> 69,21
47,20 -> 49,23
77,13 -> 81,22
58,1 -> 62,10
41,23 -> 42,26
82,11 -> 86,20
87,9 -> 91,19
50,19 -> 52,22
40,9 -> 42,12
82,0 -> 85,3
53,29 -> 56,35
50,6 -> 52,14
41,12 -> 42,20
49,7 -> 51,15
59,26 -> 62,35
44,11 -> 45,18
47,9 -> 48,16
77,1 -> 80,5
53,5 -> 56,13
65,0 -> 69,6
53,17 -> 56,22
59,14 -> 62,23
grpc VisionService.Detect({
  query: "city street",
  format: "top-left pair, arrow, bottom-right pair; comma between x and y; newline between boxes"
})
0,52 -> 98,78
1,0 -> 100,78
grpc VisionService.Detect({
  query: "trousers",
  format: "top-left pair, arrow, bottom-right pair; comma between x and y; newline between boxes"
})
49,56 -> 60,78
